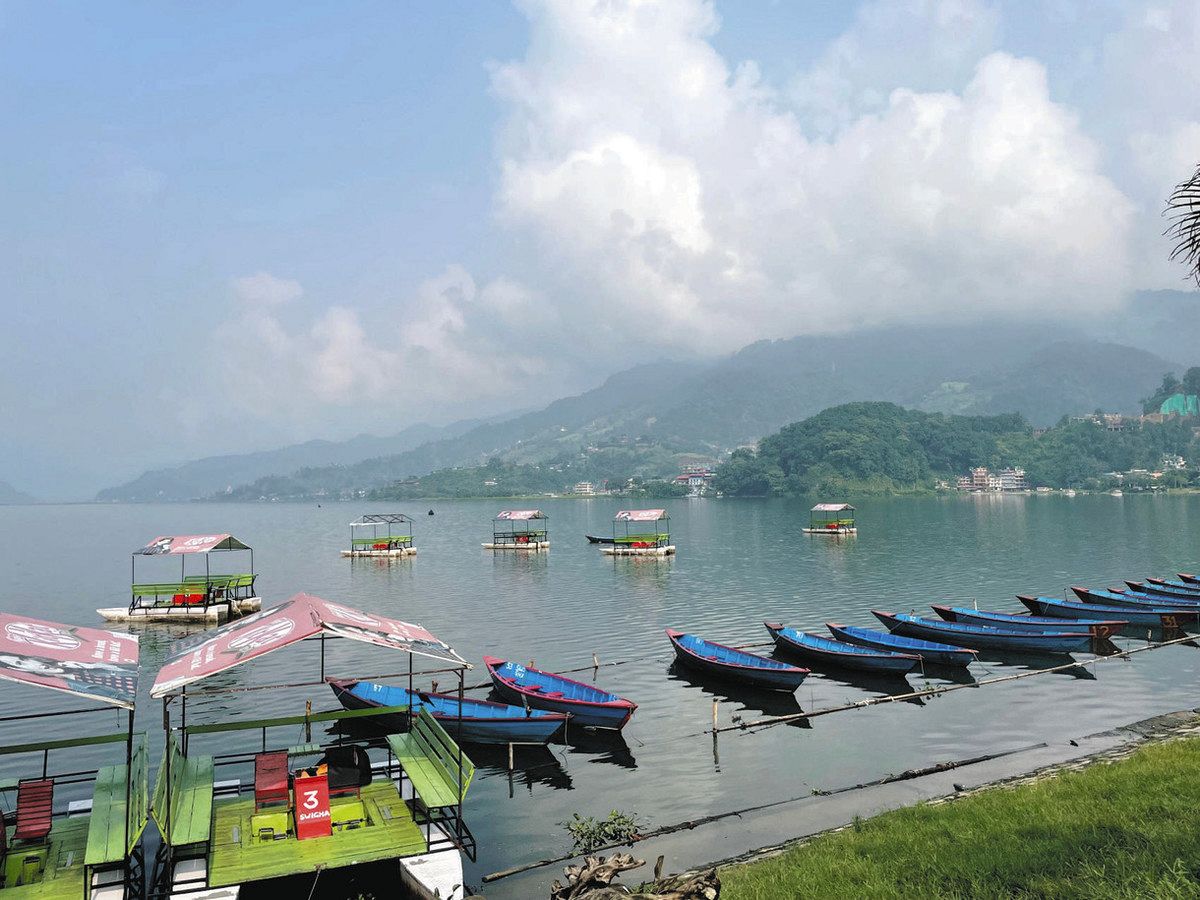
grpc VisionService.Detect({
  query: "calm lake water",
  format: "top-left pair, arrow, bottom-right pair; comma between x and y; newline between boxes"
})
1,495 -> 1197,892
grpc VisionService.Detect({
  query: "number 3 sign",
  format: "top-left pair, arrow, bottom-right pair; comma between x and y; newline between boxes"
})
294,772 -> 332,840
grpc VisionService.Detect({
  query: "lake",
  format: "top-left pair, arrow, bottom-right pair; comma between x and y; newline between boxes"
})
0,494 -> 1197,894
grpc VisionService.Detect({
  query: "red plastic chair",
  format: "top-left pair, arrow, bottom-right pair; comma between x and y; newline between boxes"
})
254,752 -> 289,812
13,779 -> 53,842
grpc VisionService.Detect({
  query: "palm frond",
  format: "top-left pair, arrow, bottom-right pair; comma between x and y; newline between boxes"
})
1165,163 -> 1200,287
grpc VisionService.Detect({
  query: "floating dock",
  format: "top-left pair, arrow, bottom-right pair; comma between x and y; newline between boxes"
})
602,544 -> 675,556
340,547 -> 417,557
483,540 -> 550,551
97,596 -> 261,623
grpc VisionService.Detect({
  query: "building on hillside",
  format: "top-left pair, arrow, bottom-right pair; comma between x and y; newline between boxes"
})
573,481 -> 595,496
1162,454 -> 1187,470
959,466 -> 1027,492
1161,393 -> 1200,417
673,466 -> 715,496
970,467 -> 990,490
998,468 -> 1029,491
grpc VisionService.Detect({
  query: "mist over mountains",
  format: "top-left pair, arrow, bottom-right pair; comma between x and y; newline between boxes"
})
96,297 -> 1194,502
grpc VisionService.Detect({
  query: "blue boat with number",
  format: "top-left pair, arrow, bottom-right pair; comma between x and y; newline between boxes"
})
667,628 -> 809,691
1072,586 -> 1200,610
329,678 -> 568,744
825,623 -> 975,668
872,611 -> 1093,653
484,656 -> 636,730
930,604 -> 1126,639
1019,595 -> 1192,628
766,623 -> 920,674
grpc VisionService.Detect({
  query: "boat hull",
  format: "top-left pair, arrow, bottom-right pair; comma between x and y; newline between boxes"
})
826,623 -> 975,668
330,680 -> 567,744
767,624 -> 919,673
1128,580 -> 1200,600
931,604 -> 1123,638
873,611 -> 1092,653
667,629 -> 808,691
1071,587 -> 1200,615
1179,573 -> 1200,586
1018,595 -> 1183,628
484,657 -> 635,730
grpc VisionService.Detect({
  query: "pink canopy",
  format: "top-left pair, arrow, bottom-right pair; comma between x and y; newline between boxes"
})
614,509 -> 667,522
151,593 -> 464,698
811,503 -> 854,512
136,534 -> 251,555
0,613 -> 138,709
495,510 -> 545,521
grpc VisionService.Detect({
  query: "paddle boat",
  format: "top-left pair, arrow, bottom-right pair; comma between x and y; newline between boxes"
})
150,593 -> 476,900
0,614 -> 148,900
872,611 -> 1093,653
603,510 -> 675,556
1072,586 -> 1200,610
1018,595 -> 1191,628
483,657 -> 636,730
930,604 -> 1126,639
330,679 -> 568,745
666,629 -> 809,691
97,533 -> 261,625
484,510 -> 549,551
803,503 -> 857,535
1126,579 -> 1200,600
342,512 -> 416,557
765,623 -> 919,674
825,623 -> 977,668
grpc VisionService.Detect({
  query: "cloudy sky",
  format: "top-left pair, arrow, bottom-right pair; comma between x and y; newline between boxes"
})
2,0 -> 1198,498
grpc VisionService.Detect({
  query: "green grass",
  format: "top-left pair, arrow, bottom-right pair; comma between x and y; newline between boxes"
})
722,738 -> 1200,899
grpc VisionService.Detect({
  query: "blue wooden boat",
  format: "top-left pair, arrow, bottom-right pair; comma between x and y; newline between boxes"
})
484,656 -> 636,730
872,611 -> 1092,653
1128,579 -> 1200,600
930,604 -> 1125,639
1147,577 -> 1200,594
825,623 -> 975,668
329,678 -> 568,744
766,623 -> 919,673
1179,573 -> 1200,586
1019,595 -> 1189,628
1072,586 -> 1200,610
667,628 -> 809,691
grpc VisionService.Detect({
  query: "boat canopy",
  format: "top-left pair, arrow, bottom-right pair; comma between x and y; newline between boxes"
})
494,509 -> 545,520
151,592 -> 465,698
614,509 -> 668,522
811,503 -> 854,512
0,612 -> 138,709
135,534 -> 251,555
350,513 -> 413,526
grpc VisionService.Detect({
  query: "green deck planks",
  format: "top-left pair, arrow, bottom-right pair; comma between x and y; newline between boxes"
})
168,756 -> 214,846
1,818 -> 88,899
84,765 -> 128,866
206,782 -> 426,887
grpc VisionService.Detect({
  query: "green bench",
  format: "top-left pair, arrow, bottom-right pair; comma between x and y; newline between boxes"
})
152,738 -> 214,848
613,533 -> 670,544
386,711 -> 473,811
351,537 -> 412,546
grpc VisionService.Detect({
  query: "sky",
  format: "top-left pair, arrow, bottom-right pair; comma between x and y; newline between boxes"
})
2,0 -> 1199,499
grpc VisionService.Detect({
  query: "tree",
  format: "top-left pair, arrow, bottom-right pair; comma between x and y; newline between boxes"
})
1166,162 -> 1200,287
1183,366 -> 1200,397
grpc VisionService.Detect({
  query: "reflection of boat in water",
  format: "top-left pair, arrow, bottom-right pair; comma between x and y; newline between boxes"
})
667,662 -> 806,721
561,726 -> 638,769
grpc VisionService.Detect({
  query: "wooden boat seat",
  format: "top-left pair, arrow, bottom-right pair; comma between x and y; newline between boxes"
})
14,779 -> 53,842
386,710 -> 474,811
254,752 -> 289,812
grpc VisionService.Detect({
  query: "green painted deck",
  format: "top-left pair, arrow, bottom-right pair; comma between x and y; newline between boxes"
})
83,765 -> 129,866
1,817 -> 87,899
206,782 -> 426,888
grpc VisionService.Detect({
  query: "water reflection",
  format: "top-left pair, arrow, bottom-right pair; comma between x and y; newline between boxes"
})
666,661 -> 805,720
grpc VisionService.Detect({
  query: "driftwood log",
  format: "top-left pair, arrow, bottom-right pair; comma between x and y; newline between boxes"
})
550,854 -> 719,899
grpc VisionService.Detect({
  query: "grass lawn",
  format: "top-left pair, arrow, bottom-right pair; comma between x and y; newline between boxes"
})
721,737 -> 1200,899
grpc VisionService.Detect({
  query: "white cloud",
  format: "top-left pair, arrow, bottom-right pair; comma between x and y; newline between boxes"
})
232,272 -> 304,307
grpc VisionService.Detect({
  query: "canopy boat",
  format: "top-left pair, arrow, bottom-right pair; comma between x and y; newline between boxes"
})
97,534 -> 261,625
872,611 -> 1093,653
1072,586 -> 1200,610
803,503 -> 856,536
1018,595 -> 1191,628
825,623 -> 977,668
766,623 -> 920,674
483,657 -> 636,730
930,604 -> 1126,639
667,629 -> 808,691
603,510 -> 674,556
329,680 -> 568,745
1127,579 -> 1200,600
343,513 -> 416,558
0,614 -> 148,900
149,593 -> 476,900
484,510 -> 549,551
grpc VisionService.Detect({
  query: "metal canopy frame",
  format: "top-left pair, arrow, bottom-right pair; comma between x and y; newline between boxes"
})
349,513 -> 415,550
129,536 -> 256,615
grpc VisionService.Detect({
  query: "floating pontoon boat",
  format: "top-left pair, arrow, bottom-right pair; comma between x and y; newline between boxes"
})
803,503 -> 856,535
601,510 -> 674,556
342,514 -> 416,558
483,511 -> 549,551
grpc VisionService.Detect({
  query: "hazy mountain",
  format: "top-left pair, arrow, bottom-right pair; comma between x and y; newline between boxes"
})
96,419 -> 486,502
0,481 -> 35,505
215,324 -> 1184,500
